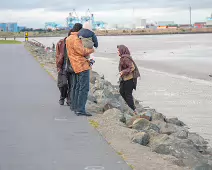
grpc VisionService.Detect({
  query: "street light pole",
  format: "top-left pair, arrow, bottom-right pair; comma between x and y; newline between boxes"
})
189,6 -> 192,27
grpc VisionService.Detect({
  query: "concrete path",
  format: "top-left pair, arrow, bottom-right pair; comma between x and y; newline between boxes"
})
0,44 -> 131,170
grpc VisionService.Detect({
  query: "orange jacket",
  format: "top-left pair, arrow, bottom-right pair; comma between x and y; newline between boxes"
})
66,32 -> 94,74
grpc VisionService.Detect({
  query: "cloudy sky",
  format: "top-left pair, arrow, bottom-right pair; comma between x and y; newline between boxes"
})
0,0 -> 211,28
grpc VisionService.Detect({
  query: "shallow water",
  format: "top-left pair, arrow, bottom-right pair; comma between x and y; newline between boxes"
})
17,34 -> 212,145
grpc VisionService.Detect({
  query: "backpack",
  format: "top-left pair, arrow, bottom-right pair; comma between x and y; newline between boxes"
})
63,38 -> 74,73
56,37 -> 74,73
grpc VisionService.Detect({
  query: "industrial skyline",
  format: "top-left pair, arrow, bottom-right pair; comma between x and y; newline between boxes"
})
1,9 -> 212,31
0,3 -> 212,28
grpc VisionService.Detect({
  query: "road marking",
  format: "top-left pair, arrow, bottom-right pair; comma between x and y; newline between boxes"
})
84,166 -> 104,170
54,118 -> 68,121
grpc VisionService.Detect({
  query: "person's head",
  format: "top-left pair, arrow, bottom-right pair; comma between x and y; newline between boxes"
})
117,45 -> 131,57
83,21 -> 92,31
72,23 -> 83,32
68,29 -> 72,36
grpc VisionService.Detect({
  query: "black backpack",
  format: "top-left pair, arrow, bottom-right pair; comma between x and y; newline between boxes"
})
63,38 -> 74,73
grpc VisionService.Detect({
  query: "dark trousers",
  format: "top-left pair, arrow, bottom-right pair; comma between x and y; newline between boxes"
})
57,70 -> 70,103
119,79 -> 136,111
69,73 -> 77,111
75,70 -> 90,113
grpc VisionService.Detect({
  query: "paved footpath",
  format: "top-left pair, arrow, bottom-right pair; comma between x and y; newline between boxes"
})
0,44 -> 131,170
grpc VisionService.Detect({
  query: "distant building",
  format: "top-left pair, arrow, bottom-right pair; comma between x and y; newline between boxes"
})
194,22 -> 206,28
66,10 -> 106,30
0,23 -> 7,32
206,13 -> 212,27
179,24 -> 191,28
157,21 -> 174,26
134,18 -> 146,29
0,22 -> 20,32
7,23 -> 18,32
44,22 -> 63,30
18,26 -> 26,32
157,25 -> 177,29
157,26 -> 167,29
105,23 -> 118,30
141,19 -> 147,28
146,25 -> 157,29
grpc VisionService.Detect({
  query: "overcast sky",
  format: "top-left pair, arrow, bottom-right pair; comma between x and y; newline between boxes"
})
0,0 -> 211,28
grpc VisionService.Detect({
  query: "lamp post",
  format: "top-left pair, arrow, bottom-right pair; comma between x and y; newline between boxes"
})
189,6 -> 192,28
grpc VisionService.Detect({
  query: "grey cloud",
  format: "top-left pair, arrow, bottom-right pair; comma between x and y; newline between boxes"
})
0,0 -> 212,11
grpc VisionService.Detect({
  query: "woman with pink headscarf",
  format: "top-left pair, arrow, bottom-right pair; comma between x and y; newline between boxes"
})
117,45 -> 140,115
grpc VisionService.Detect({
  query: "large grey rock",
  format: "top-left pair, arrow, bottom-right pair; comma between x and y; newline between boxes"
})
188,133 -> 208,146
148,134 -> 170,148
126,115 -> 141,127
132,118 -> 160,133
140,111 -> 152,121
103,108 -> 123,122
134,100 -> 144,113
102,87 -> 114,98
103,98 -> 121,112
131,132 -> 150,146
188,133 -> 208,154
90,71 -> 100,84
150,134 -> 209,168
152,121 -> 178,135
119,113 -> 133,124
94,78 -> 105,90
93,90 -> 106,103
175,129 -> 189,139
88,92 -> 97,103
166,117 -> 185,126
193,163 -> 212,170
152,112 -> 166,121
86,101 -> 103,114
160,123 -> 178,135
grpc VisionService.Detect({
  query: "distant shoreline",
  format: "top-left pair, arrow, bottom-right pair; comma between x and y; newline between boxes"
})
96,31 -> 212,36
1,28 -> 212,38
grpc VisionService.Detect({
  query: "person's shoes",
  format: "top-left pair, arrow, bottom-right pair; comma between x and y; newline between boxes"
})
70,107 -> 75,112
75,111 -> 92,117
59,100 -> 64,105
66,101 -> 71,106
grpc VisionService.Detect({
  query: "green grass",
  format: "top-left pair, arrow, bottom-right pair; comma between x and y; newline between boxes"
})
128,164 -> 135,169
0,40 -> 22,44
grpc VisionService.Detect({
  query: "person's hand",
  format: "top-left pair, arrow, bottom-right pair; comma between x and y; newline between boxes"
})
119,71 -> 123,76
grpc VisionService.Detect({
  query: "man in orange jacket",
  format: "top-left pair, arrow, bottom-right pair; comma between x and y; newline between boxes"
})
66,23 -> 94,116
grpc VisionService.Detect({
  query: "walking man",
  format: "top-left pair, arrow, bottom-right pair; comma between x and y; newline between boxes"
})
56,33 -> 71,106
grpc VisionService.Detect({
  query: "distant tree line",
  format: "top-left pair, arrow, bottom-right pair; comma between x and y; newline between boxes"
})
20,28 -> 67,32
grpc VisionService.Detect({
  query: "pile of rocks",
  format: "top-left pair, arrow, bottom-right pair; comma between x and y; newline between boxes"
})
88,71 -> 212,169
25,41 -> 58,78
25,41 -> 212,169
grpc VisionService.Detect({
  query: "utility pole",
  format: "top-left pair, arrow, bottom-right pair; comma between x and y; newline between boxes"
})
189,6 -> 192,27
132,7 -> 135,30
